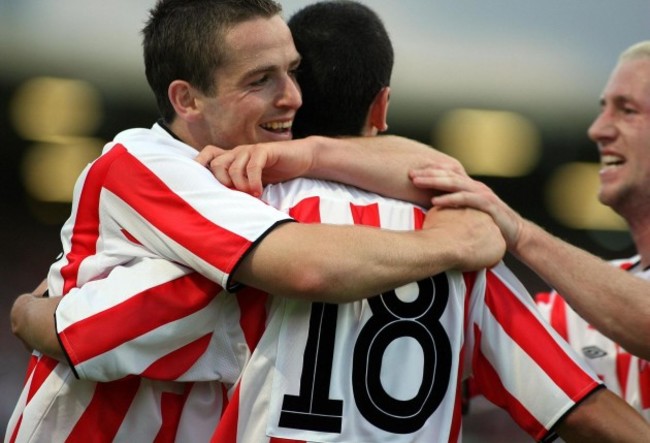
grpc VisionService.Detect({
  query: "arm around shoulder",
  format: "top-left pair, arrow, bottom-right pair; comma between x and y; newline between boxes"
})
308,135 -> 465,207
233,206 -> 505,303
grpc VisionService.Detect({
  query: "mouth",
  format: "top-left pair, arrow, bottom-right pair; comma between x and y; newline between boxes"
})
600,154 -> 625,169
260,120 -> 293,134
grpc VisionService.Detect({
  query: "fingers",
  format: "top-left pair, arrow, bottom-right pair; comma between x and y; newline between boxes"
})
226,151 -> 265,197
195,145 -> 224,166
205,146 -> 265,197
432,191 -> 491,213
244,150 -> 267,198
196,145 -> 237,189
410,168 -> 497,216
223,150 -> 253,194
208,153 -> 235,189
410,167 -> 474,194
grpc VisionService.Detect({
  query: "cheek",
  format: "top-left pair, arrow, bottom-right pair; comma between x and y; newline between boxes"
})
205,110 -> 242,147
213,96 -> 267,142
243,96 -> 268,118
640,161 -> 650,179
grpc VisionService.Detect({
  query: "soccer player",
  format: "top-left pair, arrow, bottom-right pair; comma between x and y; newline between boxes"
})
411,40 -> 650,420
6,0 -> 505,441
199,2 -> 650,442
10,2 -> 649,443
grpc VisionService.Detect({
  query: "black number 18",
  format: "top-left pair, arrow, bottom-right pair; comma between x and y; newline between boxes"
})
279,274 -> 452,435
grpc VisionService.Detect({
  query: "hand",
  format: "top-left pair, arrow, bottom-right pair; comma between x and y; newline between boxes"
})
10,280 -> 62,358
11,279 -> 48,351
11,293 -> 38,353
411,166 -> 523,249
195,140 -> 315,197
423,206 -> 506,271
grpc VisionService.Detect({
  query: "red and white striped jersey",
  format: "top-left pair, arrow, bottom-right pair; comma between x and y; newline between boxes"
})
6,260 -> 274,443
5,123 -> 291,443
214,178 -> 603,443
535,256 -> 650,420
7,164 -> 603,442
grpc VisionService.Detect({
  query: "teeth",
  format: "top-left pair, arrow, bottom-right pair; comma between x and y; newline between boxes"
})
601,154 -> 624,167
262,121 -> 292,130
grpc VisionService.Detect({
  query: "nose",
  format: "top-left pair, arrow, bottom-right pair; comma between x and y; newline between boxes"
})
277,74 -> 302,110
588,107 -> 616,143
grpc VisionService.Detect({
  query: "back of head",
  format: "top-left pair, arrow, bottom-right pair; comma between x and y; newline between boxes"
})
289,0 -> 394,138
142,0 -> 282,123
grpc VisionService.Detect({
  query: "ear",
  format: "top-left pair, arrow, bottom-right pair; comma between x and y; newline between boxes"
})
168,80 -> 202,122
368,86 -> 390,134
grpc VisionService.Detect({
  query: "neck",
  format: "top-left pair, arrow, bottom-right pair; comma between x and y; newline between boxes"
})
625,213 -> 650,268
164,118 -> 202,151
158,119 -> 180,140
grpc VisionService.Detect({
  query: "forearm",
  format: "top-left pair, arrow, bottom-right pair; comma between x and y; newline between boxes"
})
306,135 -> 462,207
11,293 -> 64,360
556,388 -> 650,442
237,222 -> 462,302
237,208 -> 505,303
513,220 -> 650,359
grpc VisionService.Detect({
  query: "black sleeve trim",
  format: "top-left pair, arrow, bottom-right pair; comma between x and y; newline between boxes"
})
539,384 -> 606,443
53,307 -> 80,379
225,218 -> 296,292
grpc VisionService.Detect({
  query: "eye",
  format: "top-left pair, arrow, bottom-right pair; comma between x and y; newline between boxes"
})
250,75 -> 269,87
289,67 -> 300,79
622,106 -> 638,115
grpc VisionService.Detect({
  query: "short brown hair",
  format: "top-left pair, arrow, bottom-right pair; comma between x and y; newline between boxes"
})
142,0 -> 283,122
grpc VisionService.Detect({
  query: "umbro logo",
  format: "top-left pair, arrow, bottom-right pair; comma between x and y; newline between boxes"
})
582,346 -> 607,359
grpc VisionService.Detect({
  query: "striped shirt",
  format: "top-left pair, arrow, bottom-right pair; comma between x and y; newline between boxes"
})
5,123 -> 291,443
7,169 -> 602,442
213,178 -> 602,443
536,256 -> 650,420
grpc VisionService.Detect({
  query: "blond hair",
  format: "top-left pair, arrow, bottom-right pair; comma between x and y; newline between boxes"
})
619,41 -> 650,62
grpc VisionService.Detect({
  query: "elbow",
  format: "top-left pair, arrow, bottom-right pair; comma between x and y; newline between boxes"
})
610,303 -> 650,360
10,305 -> 20,337
601,312 -> 650,360
283,266 -> 333,301
10,294 -> 32,338
285,271 -> 369,304
625,322 -> 650,361
282,263 -> 361,303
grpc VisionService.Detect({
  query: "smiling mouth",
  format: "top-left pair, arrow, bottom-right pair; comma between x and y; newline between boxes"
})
601,154 -> 624,169
261,120 -> 292,133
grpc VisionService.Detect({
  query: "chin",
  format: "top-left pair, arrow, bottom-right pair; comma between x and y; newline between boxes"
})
597,189 -> 615,207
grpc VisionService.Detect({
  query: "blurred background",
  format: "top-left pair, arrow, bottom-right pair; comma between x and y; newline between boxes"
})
0,0 -> 647,440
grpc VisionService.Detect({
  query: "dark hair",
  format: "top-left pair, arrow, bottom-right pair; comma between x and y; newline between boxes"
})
288,0 -> 394,138
142,0 -> 282,122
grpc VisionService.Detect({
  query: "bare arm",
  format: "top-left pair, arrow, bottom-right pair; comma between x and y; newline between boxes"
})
234,206 -> 505,302
307,135 -> 464,206
11,280 -> 65,360
513,220 -> 650,360
14,207 -> 504,362
195,135 -> 464,207
413,166 -> 650,359
555,388 -> 650,442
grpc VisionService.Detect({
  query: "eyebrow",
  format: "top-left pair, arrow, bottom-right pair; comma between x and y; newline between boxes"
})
242,55 -> 302,81
600,95 -> 634,107
243,64 -> 276,80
